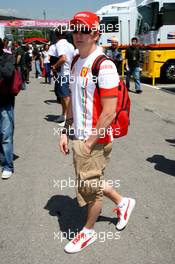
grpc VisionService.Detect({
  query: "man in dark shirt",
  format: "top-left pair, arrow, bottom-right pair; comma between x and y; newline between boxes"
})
0,39 -> 15,179
15,41 -> 26,89
125,37 -> 142,93
15,41 -> 25,67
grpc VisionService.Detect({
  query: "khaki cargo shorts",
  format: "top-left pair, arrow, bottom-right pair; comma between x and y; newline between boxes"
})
72,140 -> 112,207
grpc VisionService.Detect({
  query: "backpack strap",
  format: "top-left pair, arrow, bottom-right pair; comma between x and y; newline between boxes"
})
71,53 -> 115,94
71,54 -> 80,70
91,54 -> 113,94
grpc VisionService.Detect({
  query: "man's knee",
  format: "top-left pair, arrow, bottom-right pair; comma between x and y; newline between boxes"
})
62,96 -> 70,102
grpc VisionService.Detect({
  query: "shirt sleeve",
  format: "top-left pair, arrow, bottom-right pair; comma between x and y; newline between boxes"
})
55,42 -> 65,57
98,59 -> 119,97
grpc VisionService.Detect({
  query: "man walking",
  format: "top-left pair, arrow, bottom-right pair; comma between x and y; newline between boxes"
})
59,12 -> 135,253
52,27 -> 75,124
125,37 -> 142,93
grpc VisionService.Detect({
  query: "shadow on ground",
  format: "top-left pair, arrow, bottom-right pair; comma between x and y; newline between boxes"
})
128,89 -> 138,94
40,82 -> 47,84
147,155 -> 175,177
44,195 -> 117,240
165,138 -> 175,147
13,154 -> 19,161
44,115 -> 61,123
44,99 -> 58,105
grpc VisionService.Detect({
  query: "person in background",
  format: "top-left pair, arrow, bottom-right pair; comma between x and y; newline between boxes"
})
125,37 -> 142,93
48,42 -> 61,103
105,36 -> 123,75
42,44 -> 51,84
3,38 -> 12,54
28,46 -> 33,59
32,44 -> 42,79
15,41 -> 27,90
0,38 -> 15,179
11,41 -> 17,54
24,45 -> 32,84
52,27 -> 75,124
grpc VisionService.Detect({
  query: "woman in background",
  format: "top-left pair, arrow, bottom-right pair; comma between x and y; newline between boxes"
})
42,44 -> 51,84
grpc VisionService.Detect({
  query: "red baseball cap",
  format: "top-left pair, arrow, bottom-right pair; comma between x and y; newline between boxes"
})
70,11 -> 99,30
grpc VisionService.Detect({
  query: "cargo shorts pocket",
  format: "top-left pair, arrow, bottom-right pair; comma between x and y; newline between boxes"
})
79,171 -> 102,196
79,169 -> 102,180
73,140 -> 91,158
73,140 -> 92,173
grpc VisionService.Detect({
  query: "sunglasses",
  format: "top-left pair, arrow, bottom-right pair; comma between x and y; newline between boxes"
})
71,28 -> 92,34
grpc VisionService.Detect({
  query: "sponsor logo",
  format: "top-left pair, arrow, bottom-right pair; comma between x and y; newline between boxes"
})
81,67 -> 89,77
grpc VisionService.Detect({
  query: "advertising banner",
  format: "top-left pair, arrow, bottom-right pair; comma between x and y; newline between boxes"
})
0,19 -> 68,28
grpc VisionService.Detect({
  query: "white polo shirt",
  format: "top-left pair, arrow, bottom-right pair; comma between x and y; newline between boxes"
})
55,39 -> 75,76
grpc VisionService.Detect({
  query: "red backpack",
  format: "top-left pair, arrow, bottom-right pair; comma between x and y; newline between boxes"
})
71,54 -> 131,139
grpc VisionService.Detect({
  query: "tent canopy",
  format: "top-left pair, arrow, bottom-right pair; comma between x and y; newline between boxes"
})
23,37 -> 49,44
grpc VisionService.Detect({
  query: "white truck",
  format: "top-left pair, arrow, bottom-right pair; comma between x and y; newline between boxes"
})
96,0 -> 138,46
97,0 -> 175,82
136,0 -> 175,82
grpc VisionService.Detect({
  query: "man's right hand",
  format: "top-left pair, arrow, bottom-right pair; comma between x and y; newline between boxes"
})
59,134 -> 69,155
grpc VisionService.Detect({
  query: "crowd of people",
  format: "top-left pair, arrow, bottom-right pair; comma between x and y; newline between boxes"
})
0,11 -> 143,253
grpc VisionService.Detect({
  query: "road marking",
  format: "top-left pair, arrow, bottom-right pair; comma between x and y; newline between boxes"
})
141,83 -> 161,89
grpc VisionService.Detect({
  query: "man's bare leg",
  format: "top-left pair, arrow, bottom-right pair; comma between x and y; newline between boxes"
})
103,181 -> 123,204
84,200 -> 102,229
84,182 -> 123,229
62,96 -> 70,117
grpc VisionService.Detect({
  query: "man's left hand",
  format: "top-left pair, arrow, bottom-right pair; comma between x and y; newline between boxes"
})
84,141 -> 93,154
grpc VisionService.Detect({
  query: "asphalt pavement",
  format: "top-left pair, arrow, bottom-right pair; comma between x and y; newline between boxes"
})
0,73 -> 175,264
